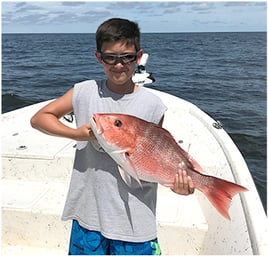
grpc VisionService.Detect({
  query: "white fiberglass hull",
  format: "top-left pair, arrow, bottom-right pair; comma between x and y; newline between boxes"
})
2,88 -> 267,255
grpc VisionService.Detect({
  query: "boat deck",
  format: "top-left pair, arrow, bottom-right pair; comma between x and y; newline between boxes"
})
2,90 -> 267,255
2,118 -> 207,255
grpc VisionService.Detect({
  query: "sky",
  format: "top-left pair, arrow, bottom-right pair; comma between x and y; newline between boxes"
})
1,1 -> 267,33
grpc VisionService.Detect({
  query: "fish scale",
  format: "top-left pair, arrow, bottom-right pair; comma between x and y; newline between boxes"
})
131,124 -> 194,185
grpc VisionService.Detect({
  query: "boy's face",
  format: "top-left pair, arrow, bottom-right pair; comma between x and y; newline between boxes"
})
95,41 -> 143,91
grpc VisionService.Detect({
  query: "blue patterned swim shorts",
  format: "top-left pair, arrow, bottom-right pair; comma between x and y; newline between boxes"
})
68,220 -> 161,255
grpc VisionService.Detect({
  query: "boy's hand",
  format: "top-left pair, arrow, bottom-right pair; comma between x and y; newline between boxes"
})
171,170 -> 195,195
75,124 -> 97,141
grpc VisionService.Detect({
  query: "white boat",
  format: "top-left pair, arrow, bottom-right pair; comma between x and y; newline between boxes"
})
2,55 -> 268,255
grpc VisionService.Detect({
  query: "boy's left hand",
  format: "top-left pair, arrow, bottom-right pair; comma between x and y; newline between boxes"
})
171,170 -> 195,195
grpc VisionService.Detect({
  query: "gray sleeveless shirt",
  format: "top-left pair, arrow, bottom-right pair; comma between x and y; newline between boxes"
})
62,80 -> 167,242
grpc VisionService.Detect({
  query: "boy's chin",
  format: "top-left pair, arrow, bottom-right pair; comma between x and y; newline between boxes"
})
110,76 -> 132,86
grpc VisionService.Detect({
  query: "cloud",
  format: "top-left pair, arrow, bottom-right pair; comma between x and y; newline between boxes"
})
2,2 -> 112,27
17,13 -> 49,25
107,2 -> 138,9
193,19 -> 226,25
2,2 -> 45,25
61,2 -> 86,7
14,2 -> 44,13
81,10 -> 112,21
159,2 -> 181,14
15,2 -> 27,8
223,2 -> 252,7
254,2 -> 267,7
107,2 -> 152,10
191,2 -> 215,12
1,1 -> 266,33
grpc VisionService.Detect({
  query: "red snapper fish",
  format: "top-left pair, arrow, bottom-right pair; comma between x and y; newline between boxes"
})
89,113 -> 248,219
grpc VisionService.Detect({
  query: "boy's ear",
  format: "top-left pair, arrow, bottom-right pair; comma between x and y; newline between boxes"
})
136,49 -> 144,65
95,51 -> 102,64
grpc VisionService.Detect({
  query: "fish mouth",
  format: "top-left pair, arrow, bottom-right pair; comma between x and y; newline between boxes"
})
90,114 -> 103,135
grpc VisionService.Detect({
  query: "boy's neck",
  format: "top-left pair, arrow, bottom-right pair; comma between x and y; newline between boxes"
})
106,80 -> 138,94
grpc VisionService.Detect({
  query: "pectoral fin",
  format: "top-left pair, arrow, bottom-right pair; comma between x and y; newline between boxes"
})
118,165 -> 132,187
118,164 -> 142,188
111,148 -> 142,188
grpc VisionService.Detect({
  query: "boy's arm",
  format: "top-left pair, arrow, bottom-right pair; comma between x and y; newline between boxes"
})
30,88 -> 95,141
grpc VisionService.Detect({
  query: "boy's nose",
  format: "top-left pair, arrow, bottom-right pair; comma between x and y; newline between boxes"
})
113,60 -> 125,67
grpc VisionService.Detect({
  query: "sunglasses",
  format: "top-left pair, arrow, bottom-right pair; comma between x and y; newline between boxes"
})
100,52 -> 138,65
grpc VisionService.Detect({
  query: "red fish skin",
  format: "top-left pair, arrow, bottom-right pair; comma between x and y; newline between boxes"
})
91,113 -> 248,219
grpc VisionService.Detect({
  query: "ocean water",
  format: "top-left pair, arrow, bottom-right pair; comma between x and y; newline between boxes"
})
2,32 -> 267,210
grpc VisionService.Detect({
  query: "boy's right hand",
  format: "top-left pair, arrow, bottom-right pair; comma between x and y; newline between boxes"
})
75,124 -> 97,141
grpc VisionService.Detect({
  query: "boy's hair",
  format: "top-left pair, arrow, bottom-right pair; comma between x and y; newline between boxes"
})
96,18 -> 141,52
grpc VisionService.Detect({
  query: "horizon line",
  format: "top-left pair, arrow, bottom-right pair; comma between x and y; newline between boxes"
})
2,30 -> 266,34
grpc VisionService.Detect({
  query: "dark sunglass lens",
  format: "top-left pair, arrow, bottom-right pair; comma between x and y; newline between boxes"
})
122,54 -> 137,64
101,53 -> 137,64
101,55 -> 115,64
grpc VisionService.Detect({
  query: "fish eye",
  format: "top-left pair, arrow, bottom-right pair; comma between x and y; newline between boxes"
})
114,119 -> 122,127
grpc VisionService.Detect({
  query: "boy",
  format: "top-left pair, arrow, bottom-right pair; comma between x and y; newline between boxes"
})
31,18 -> 194,255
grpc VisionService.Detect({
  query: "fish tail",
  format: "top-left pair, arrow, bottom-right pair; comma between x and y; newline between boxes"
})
197,175 -> 248,219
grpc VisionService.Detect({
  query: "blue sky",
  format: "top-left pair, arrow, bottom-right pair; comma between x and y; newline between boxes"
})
1,1 -> 267,33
